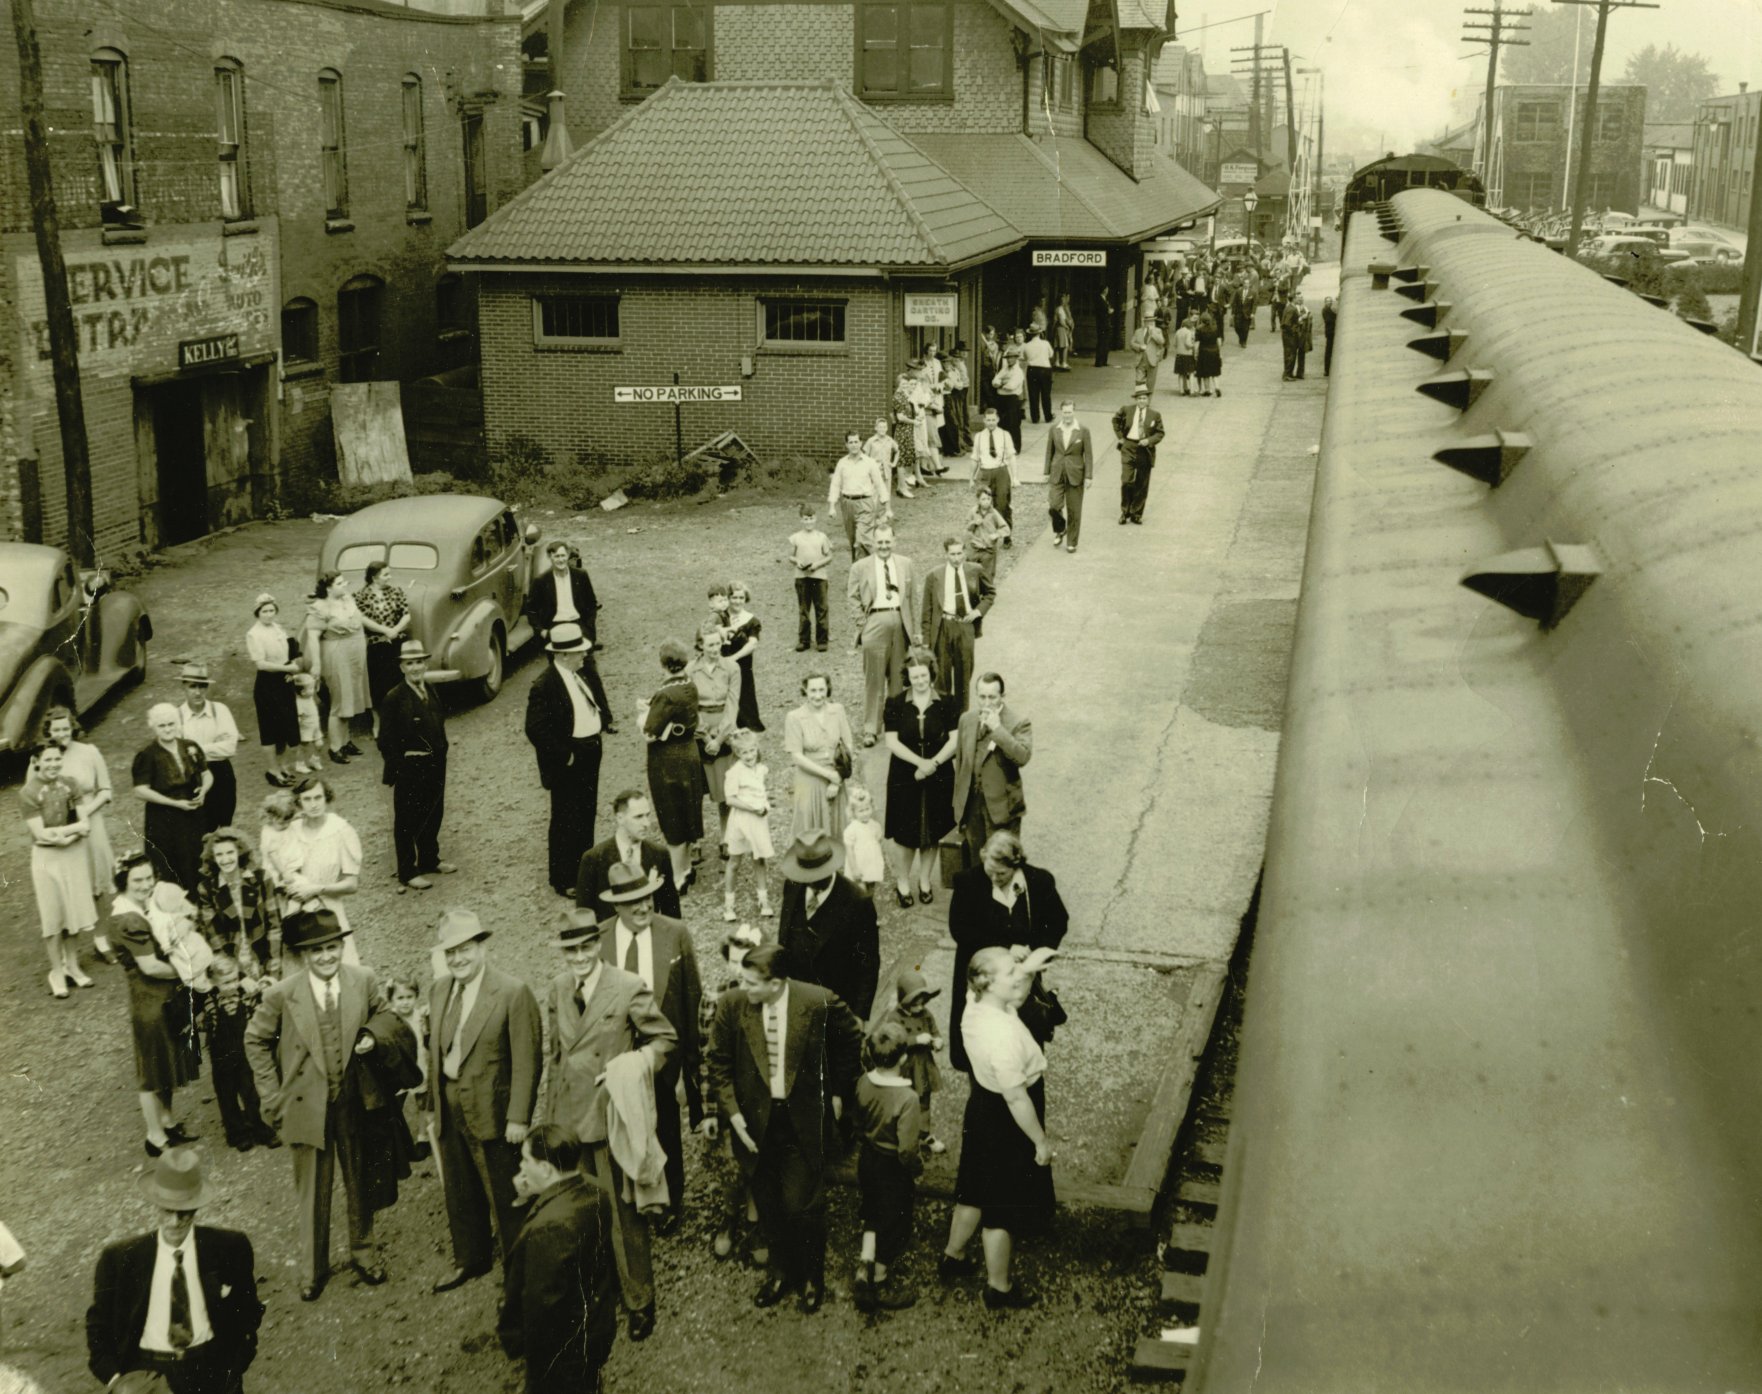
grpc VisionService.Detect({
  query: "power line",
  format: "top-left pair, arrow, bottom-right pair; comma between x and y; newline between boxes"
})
1461,2 -> 1531,184
1552,0 -> 1660,256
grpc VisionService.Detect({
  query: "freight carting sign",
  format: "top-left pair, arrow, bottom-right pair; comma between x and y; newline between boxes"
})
613,385 -> 743,403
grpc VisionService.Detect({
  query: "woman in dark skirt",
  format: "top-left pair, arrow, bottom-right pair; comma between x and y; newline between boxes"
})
941,945 -> 1056,1309
355,560 -> 412,720
132,703 -> 212,891
245,593 -> 302,786
882,652 -> 958,909
1194,310 -> 1224,398
722,581 -> 766,733
112,850 -> 202,1157
645,639 -> 708,893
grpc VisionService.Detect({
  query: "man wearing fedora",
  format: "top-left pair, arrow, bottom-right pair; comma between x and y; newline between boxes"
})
597,862 -> 703,1234
525,621 -> 617,898
429,908 -> 543,1295
375,639 -> 454,891
953,672 -> 1032,866
1112,382 -> 1165,526
776,833 -> 881,1021
87,1148 -> 263,1394
574,789 -> 682,921
524,540 -> 600,648
706,941 -> 863,1313
177,663 -> 242,832
539,908 -> 677,1341
244,908 -> 391,1301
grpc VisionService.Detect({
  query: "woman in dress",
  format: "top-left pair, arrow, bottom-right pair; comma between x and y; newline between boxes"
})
22,741 -> 98,997
303,570 -> 370,763
1194,309 -> 1224,399
784,671 -> 857,842
245,593 -> 303,785
688,621 -> 743,859
892,367 -> 923,491
354,561 -> 412,725
278,776 -> 364,963
1172,316 -> 1200,397
40,704 -> 118,962
882,652 -> 959,910
1051,293 -> 1075,370
111,849 -> 201,1156
132,702 -> 211,891
920,353 -> 947,466
645,639 -> 708,892
722,581 -> 765,733
196,826 -> 279,973
939,944 -> 1057,1310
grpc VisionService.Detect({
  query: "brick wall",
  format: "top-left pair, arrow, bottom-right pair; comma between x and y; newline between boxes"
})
1496,84 -> 1648,213
478,274 -> 892,468
1026,54 -> 1084,140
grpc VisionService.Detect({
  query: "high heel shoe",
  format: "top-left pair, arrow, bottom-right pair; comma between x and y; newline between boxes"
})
66,964 -> 95,988
918,887 -> 935,905
47,970 -> 68,1000
895,886 -> 915,909
144,1138 -> 165,1158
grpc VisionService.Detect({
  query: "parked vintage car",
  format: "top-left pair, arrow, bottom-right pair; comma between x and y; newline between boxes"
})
317,495 -> 543,703
0,542 -> 151,752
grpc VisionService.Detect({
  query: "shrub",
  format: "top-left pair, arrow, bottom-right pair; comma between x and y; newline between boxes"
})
488,432 -> 554,502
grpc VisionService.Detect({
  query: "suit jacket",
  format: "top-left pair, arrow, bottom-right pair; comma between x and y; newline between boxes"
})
427,965 -> 542,1141
952,704 -> 1033,826
574,836 -> 682,921
946,862 -> 1068,1071
597,912 -> 704,1120
245,962 -> 386,1148
87,1227 -> 264,1387
376,679 -> 448,787
524,660 -> 614,790
496,1175 -> 617,1392
1112,403 -> 1166,466
524,565 -> 599,642
776,876 -> 881,1021
705,979 -> 862,1170
920,560 -> 995,653
847,553 -> 919,643
1043,421 -> 1095,485
540,965 -> 676,1145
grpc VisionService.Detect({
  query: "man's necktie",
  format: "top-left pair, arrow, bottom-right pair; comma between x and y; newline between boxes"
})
988,428 -> 997,458
440,983 -> 462,1065
623,931 -> 640,975
957,566 -> 972,617
763,1004 -> 781,1079
884,561 -> 896,596
168,1247 -> 192,1350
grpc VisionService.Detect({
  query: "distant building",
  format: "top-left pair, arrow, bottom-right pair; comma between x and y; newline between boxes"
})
1642,122 -> 1694,215
1687,90 -> 1761,228
1481,83 -> 1647,213
1152,46 -> 1211,182
1418,118 -> 1476,173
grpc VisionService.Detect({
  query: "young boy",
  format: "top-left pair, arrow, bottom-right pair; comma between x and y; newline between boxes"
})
864,416 -> 907,497
854,1021 -> 924,1311
787,503 -> 833,652
965,487 -> 1012,584
201,952 -> 279,1151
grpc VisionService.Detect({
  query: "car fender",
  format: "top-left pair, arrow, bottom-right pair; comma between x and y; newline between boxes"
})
438,598 -> 506,681
94,589 -> 151,669
0,654 -> 76,751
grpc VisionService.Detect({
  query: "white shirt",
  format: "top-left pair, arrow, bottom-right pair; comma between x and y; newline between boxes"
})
962,997 -> 1046,1094
613,920 -> 655,992
1127,405 -> 1147,442
551,570 -> 580,624
942,562 -> 973,618
560,664 -> 602,739
828,452 -> 886,505
1058,421 -> 1078,448
972,426 -> 1017,477
178,700 -> 240,761
573,961 -> 603,1013
1021,336 -> 1054,369
308,970 -> 339,1014
989,869 -> 1027,913
762,982 -> 791,1100
614,835 -> 644,873
871,557 -> 901,611
139,1229 -> 213,1352
442,969 -> 486,1080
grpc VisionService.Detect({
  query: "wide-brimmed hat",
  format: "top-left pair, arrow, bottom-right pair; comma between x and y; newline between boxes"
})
547,622 -> 592,654
778,833 -> 845,884
721,922 -> 765,966
139,1146 -> 216,1210
897,967 -> 940,1005
557,907 -> 606,948
435,907 -> 490,953
252,592 -> 277,615
602,863 -> 663,904
1132,383 -> 1151,397
283,908 -> 346,952
398,639 -> 431,662
177,662 -> 212,685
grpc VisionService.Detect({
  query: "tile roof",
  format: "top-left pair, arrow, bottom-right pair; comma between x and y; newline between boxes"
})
906,133 -> 1219,243
1116,0 -> 1169,30
447,80 -> 1024,271
983,0 -> 1081,46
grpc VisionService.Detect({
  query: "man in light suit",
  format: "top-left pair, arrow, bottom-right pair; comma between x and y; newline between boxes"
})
705,941 -> 863,1315
540,908 -> 677,1342
86,1148 -> 263,1394
920,537 -> 995,711
774,833 -> 881,1021
952,671 -> 1033,865
847,526 -> 919,746
1043,398 -> 1095,554
244,908 -> 390,1301
575,789 -> 683,919
428,908 -> 543,1295
1112,382 -> 1166,526
596,862 -> 703,1235
524,540 -> 600,647
525,622 -> 617,896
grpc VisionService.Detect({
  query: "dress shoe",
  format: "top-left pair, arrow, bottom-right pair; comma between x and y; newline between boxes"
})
712,1229 -> 735,1260
798,1279 -> 825,1314
433,861 -> 458,874
354,1260 -> 388,1286
1130,517 -> 1144,526
1066,543 -> 1077,554
628,1303 -> 657,1341
66,964 -> 94,988
338,742 -> 363,757
895,886 -> 915,910
938,1253 -> 979,1281
796,642 -> 810,652
300,1275 -> 328,1303
144,1138 -> 165,1159
165,1123 -> 199,1145
432,1265 -> 491,1294
403,875 -> 434,891
984,1283 -> 1037,1310
47,970 -> 68,1000
918,887 -> 934,905
1118,514 -> 1128,526
754,1276 -> 794,1308
328,749 -> 351,764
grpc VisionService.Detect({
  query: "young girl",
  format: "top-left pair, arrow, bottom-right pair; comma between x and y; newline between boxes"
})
386,973 -> 432,1161
291,668 -> 324,773
965,487 -> 1012,583
871,967 -> 947,1153
722,729 -> 774,921
256,790 -> 298,909
853,1021 -> 923,1312
21,741 -> 98,997
841,784 -> 887,896
722,582 -> 765,733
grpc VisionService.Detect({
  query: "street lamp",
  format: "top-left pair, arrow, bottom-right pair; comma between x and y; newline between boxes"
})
1243,189 -> 1259,250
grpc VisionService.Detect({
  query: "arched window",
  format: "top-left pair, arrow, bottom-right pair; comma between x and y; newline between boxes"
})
337,275 -> 385,382
91,48 -> 137,217
318,68 -> 347,218
215,59 -> 250,220
282,297 -> 319,365
401,74 -> 427,211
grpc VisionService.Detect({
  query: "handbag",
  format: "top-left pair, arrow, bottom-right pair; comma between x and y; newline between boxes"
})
832,739 -> 854,781
1017,976 -> 1068,1045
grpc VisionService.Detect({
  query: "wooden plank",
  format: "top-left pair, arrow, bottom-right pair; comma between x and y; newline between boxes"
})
1164,1222 -> 1213,1258
1193,1137 -> 1229,1169
1159,1271 -> 1206,1309
1130,1337 -> 1193,1382
1176,1178 -> 1222,1208
1121,963 -> 1233,1196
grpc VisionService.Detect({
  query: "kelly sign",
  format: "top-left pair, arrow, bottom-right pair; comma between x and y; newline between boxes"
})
179,332 -> 242,369
1032,249 -> 1106,267
904,293 -> 957,326
613,385 -> 743,404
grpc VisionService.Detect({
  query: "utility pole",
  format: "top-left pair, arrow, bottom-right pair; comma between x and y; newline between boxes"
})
1462,1 -> 1530,188
1282,49 -> 1297,173
11,0 -> 95,563
1737,105 -> 1762,356
1553,0 -> 1658,258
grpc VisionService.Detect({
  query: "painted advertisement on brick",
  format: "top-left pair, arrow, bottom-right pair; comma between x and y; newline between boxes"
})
11,223 -> 277,382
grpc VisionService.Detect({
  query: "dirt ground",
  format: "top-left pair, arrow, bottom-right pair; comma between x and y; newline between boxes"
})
0,471 -> 1167,1393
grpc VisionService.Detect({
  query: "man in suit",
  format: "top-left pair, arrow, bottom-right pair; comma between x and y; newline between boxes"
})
429,908 -> 543,1294
244,908 -> 391,1301
525,622 -> 617,897
596,862 -> 703,1235
952,672 -> 1033,866
969,406 -> 1018,533
1043,398 -> 1096,555
920,536 -> 994,712
497,1125 -> 619,1394
574,789 -> 682,920
375,639 -> 454,891
775,833 -> 881,1022
1112,383 -> 1166,526
847,526 -> 919,746
706,941 -> 863,1314
539,909 -> 677,1342
86,1148 -> 263,1394
524,540 -> 600,647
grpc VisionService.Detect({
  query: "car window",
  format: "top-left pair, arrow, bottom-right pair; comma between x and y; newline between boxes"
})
470,528 -> 491,576
500,511 -> 518,552
387,543 -> 438,570
335,543 -> 387,571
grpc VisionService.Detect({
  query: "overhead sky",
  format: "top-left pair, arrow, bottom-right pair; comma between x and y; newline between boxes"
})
1181,0 -> 1762,159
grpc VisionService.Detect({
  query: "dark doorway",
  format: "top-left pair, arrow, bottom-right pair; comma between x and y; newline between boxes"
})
152,380 -> 208,545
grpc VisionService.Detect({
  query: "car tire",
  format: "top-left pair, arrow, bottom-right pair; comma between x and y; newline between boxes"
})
474,627 -> 505,703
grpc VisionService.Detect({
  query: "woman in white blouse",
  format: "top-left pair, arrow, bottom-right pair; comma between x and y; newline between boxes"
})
939,944 -> 1057,1310
246,592 -> 302,786
278,776 -> 364,963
